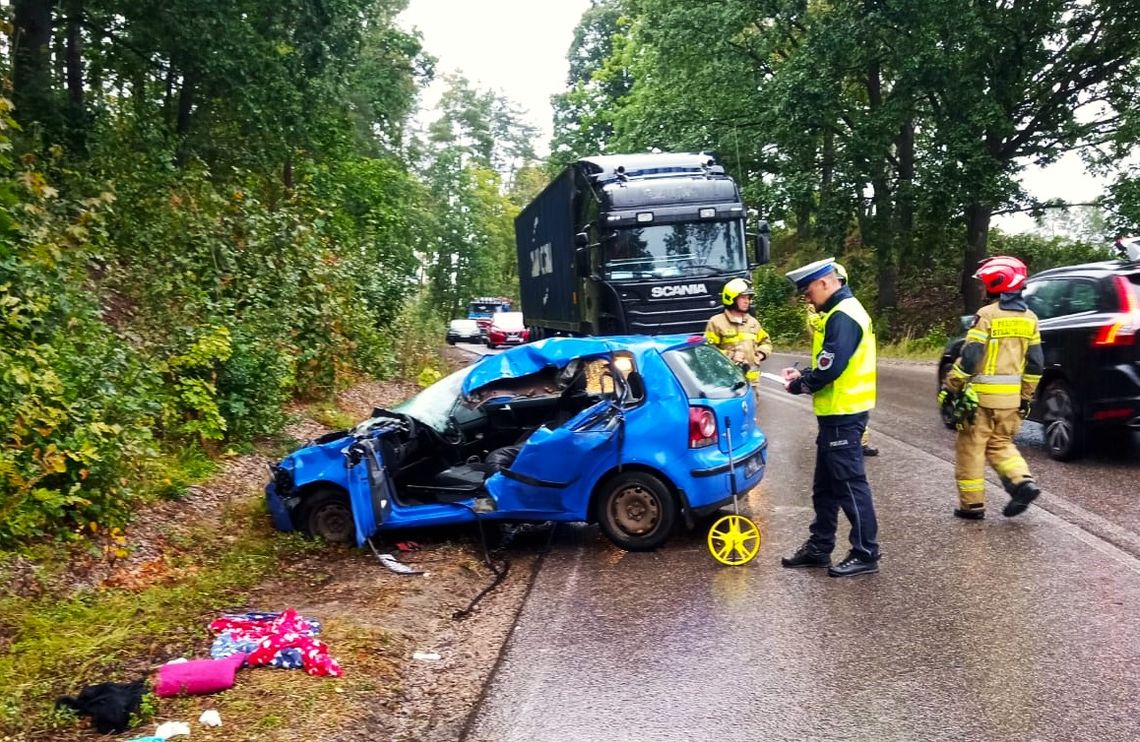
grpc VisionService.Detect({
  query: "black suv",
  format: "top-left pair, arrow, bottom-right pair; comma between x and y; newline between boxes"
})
938,258 -> 1140,460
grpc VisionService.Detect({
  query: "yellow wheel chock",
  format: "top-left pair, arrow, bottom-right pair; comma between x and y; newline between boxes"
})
707,513 -> 761,566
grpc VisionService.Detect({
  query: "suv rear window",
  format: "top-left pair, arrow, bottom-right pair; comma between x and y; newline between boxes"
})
663,344 -> 747,399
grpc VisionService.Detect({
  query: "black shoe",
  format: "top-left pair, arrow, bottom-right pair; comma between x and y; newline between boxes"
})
1003,480 -> 1040,518
828,553 -> 880,577
781,542 -> 831,568
954,506 -> 986,520
862,445 -> 879,457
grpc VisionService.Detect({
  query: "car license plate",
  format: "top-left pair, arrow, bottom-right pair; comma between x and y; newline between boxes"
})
743,452 -> 761,477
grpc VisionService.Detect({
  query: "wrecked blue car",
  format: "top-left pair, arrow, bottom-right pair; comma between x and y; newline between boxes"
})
265,335 -> 767,551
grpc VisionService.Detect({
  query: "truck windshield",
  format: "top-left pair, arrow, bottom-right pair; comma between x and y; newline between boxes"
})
468,302 -> 508,315
603,221 -> 746,280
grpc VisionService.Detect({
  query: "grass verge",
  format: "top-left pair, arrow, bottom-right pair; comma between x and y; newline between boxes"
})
0,501 -> 321,737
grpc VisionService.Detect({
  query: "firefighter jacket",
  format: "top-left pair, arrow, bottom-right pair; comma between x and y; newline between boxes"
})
789,286 -> 876,418
705,311 -> 772,378
944,295 -> 1044,409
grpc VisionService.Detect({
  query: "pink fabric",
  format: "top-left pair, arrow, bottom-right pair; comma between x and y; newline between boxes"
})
154,652 -> 247,697
208,608 -> 343,677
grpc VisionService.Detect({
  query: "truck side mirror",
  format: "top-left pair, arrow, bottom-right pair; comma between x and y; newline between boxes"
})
753,220 -> 771,266
575,246 -> 590,278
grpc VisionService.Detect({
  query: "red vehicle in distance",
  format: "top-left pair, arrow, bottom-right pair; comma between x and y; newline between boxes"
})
485,312 -> 530,349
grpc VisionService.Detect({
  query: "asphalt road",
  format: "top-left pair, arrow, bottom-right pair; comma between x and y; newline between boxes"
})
463,351 -> 1140,742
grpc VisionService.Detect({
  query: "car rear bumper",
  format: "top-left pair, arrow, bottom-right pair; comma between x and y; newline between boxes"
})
1088,363 -> 1140,427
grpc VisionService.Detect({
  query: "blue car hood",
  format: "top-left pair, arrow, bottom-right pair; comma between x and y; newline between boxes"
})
462,335 -> 699,394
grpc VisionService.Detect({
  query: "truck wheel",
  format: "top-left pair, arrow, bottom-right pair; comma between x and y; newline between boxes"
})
597,472 -> 676,551
300,489 -> 355,544
1042,380 -> 1084,461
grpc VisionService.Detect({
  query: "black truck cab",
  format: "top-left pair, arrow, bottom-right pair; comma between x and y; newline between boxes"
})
516,153 -> 769,337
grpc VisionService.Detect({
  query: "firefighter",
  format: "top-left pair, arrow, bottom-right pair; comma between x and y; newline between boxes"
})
781,258 -> 880,577
939,255 -> 1044,519
705,278 -> 773,388
806,262 -> 878,457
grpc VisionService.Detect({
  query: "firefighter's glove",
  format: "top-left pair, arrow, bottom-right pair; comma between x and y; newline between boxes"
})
1019,399 -> 1031,419
937,387 -> 955,407
954,387 -> 980,430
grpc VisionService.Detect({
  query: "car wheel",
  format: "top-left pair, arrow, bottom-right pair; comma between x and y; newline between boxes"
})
300,489 -> 355,544
597,472 -> 676,551
938,361 -> 956,429
1041,380 -> 1084,461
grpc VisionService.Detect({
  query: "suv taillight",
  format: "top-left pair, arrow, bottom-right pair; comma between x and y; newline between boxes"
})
1092,276 -> 1140,346
688,406 -> 718,448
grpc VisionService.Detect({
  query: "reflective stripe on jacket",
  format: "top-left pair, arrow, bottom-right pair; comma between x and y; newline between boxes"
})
811,297 -> 877,416
945,300 -> 1042,409
705,311 -> 772,368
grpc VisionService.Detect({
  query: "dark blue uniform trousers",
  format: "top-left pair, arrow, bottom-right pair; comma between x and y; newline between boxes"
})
808,412 -> 880,561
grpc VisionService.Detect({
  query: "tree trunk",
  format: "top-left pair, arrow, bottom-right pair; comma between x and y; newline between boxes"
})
175,70 -> 196,166
12,0 -> 57,132
896,120 -> 915,242
63,0 -> 86,153
866,57 -> 897,318
963,202 -> 991,314
283,154 -> 294,191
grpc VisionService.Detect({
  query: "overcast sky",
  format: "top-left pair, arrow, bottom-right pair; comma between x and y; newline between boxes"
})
398,1 -> 1106,234
398,0 -> 592,156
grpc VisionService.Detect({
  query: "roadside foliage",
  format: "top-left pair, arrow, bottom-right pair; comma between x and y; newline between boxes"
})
0,0 -> 527,548
554,0 -> 1140,342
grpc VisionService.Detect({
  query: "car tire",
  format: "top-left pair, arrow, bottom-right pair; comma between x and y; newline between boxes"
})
300,489 -> 355,544
1041,380 -> 1084,461
596,471 -> 676,551
938,361 -> 956,430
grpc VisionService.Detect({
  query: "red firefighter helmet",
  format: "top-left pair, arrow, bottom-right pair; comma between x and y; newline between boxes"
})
974,255 -> 1028,293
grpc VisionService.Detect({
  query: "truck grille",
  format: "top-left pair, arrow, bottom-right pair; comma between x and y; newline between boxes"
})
624,301 -> 721,335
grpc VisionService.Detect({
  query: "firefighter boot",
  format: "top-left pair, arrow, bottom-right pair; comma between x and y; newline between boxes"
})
1003,479 -> 1040,518
954,504 -> 986,520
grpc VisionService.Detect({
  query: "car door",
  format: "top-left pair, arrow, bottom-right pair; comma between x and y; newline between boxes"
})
1026,276 -> 1104,391
344,435 -> 396,545
487,358 -> 628,516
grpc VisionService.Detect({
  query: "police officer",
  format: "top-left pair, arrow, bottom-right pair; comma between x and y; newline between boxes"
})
806,263 -> 878,457
939,256 -> 1043,519
781,258 -> 880,577
705,278 -> 773,387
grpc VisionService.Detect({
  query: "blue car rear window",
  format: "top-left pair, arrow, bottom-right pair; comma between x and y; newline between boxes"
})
663,345 -> 747,399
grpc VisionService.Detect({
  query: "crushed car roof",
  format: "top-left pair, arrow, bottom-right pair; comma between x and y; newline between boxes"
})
461,334 -> 702,394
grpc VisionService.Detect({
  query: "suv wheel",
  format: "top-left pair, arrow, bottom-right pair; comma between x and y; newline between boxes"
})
597,472 -> 676,551
1041,381 -> 1084,461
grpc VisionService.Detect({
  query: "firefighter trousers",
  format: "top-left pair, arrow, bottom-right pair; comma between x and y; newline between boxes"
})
954,406 -> 1033,509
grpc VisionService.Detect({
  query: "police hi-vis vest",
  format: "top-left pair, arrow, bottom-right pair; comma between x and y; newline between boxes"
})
811,297 -> 877,416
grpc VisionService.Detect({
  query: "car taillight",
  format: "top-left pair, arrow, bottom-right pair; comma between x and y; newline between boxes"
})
689,406 -> 718,448
1092,276 -> 1140,346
